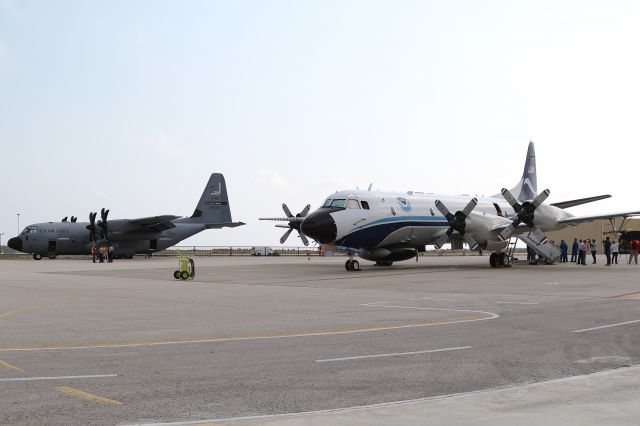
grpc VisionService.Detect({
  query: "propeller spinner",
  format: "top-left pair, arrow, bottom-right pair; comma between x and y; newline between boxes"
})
434,198 -> 479,250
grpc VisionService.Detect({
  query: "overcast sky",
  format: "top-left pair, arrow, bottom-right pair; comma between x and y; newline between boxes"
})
1,1 -> 639,247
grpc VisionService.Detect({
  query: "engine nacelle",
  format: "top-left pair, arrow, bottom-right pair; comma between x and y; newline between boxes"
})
360,247 -> 416,262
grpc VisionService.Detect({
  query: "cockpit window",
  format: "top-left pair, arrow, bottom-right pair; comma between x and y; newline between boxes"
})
26,226 -> 38,234
346,199 -> 360,209
330,199 -> 347,208
322,199 -> 333,207
361,201 -> 370,210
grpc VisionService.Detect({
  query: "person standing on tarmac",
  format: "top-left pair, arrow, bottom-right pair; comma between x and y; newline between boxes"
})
629,240 -> 639,265
108,244 -> 114,263
612,240 -> 619,264
604,236 -> 612,266
90,244 -> 97,263
590,239 -> 598,264
571,238 -> 579,262
559,240 -> 568,263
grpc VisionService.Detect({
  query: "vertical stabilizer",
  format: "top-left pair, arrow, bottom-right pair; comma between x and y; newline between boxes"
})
190,173 -> 234,226
507,141 -> 537,202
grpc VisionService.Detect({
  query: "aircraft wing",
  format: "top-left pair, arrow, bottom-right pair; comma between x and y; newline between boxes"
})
557,211 -> 640,225
550,194 -> 611,209
127,215 -> 180,232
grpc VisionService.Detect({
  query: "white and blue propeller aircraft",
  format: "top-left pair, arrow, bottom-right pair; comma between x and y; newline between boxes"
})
262,142 -> 640,271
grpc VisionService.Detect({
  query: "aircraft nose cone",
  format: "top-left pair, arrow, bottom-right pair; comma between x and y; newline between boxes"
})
301,211 -> 337,244
7,237 -> 23,252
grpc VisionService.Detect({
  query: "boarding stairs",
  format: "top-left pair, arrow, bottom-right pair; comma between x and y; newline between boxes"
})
517,232 -> 562,264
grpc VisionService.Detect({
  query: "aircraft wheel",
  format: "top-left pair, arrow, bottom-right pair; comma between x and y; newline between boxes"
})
345,260 -> 352,271
180,271 -> 189,280
498,253 -> 506,266
33,253 -> 42,261
173,271 -> 181,279
489,253 -> 497,268
351,260 -> 360,271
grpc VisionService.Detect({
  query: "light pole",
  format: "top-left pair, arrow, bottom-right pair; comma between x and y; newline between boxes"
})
17,213 -> 20,234
0,233 -> 4,255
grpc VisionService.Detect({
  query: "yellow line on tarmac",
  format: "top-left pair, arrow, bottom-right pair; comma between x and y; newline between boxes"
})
0,314 -> 494,351
0,359 -> 24,373
55,386 -> 122,405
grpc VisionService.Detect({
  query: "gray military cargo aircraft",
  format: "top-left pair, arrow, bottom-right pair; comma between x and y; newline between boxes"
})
7,173 -> 244,260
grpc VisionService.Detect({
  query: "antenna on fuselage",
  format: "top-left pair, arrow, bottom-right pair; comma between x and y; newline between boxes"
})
368,183 -> 372,191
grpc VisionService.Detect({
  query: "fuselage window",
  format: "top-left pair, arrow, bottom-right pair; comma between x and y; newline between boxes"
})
330,199 -> 347,208
322,199 -> 333,207
346,199 -> 360,209
361,201 -> 370,210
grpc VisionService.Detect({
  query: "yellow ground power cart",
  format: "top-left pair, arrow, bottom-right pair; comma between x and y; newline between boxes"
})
173,252 -> 195,280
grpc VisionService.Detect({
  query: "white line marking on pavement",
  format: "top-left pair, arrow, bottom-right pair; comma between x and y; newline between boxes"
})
494,302 -> 539,305
572,319 -> 640,333
360,304 -> 500,320
0,374 -> 117,382
316,346 -> 472,363
408,297 -> 456,301
122,366 -> 640,426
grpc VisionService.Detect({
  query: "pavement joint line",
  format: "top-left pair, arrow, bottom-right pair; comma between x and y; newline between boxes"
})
494,301 -> 540,305
0,297 -> 76,321
0,313 -> 496,352
572,319 -> 640,333
0,359 -> 24,373
315,346 -> 473,362
55,386 -> 122,405
121,365 -> 640,426
0,374 -> 117,382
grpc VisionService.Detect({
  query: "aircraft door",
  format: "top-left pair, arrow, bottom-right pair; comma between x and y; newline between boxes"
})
47,241 -> 57,259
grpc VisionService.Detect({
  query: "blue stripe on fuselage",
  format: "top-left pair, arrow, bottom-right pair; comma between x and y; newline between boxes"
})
336,217 -> 448,248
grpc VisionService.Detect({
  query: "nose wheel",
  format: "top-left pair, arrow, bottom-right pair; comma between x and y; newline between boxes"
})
489,252 -> 509,267
345,259 -> 360,271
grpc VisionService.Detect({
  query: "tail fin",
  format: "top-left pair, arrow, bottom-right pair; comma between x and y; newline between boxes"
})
189,173 -> 244,228
507,141 -> 537,202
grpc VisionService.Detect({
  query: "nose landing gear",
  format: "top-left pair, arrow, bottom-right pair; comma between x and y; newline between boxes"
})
489,252 -> 509,268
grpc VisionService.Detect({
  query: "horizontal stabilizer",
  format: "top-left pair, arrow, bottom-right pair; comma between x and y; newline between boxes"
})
550,195 -> 611,209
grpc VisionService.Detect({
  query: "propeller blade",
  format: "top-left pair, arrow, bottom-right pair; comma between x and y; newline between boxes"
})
461,198 -> 478,217
434,233 -> 450,250
532,189 -> 550,208
299,204 -> 311,217
434,200 -> 453,221
299,232 -> 309,246
498,223 -> 517,241
282,203 -> 294,218
501,188 -> 520,209
463,233 -> 479,251
280,227 -> 294,244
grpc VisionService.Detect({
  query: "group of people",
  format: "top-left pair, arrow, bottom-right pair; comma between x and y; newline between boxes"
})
90,243 -> 114,263
557,237 -> 640,266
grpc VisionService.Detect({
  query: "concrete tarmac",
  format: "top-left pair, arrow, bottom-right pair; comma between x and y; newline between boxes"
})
0,255 -> 639,425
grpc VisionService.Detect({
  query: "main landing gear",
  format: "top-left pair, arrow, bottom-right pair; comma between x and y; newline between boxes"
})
32,253 -> 42,260
489,252 -> 510,268
345,253 -> 361,271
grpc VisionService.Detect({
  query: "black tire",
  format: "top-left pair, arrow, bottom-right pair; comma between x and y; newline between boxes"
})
498,253 -> 506,266
489,253 -> 497,267
351,260 -> 360,271
345,260 -> 352,271
173,271 -> 180,279
180,271 -> 189,280
33,253 -> 42,261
